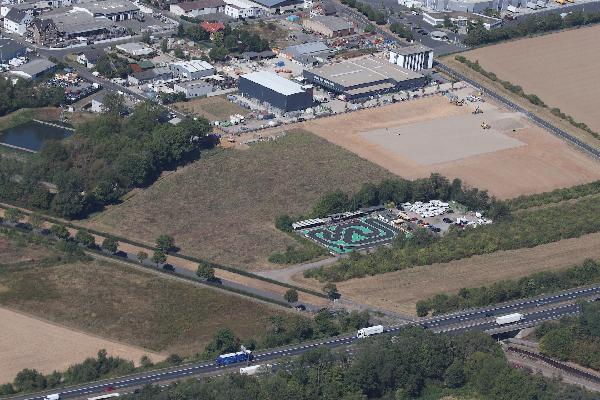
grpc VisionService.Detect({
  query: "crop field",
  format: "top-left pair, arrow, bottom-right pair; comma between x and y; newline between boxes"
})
88,130 -> 393,270
303,218 -> 399,254
292,231 -> 600,315
461,24 -> 600,133
172,96 -> 249,121
0,257 -> 294,359
302,91 -> 600,198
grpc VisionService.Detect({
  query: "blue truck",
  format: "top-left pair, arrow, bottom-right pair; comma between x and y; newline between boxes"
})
215,349 -> 253,366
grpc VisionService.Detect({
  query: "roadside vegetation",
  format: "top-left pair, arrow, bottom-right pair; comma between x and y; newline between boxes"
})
536,302 -> 600,371
507,180 -> 600,211
124,328 -> 596,400
465,10 -> 600,47
306,195 -> 600,282
340,0 -> 386,25
454,55 -> 599,139
0,76 -> 64,118
0,97 -> 216,219
415,259 -> 600,316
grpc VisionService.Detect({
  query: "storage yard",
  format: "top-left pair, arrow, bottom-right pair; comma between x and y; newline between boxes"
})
302,89 -> 600,198
461,24 -> 600,133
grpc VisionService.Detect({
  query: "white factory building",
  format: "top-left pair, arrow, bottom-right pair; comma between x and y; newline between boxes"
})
223,0 -> 263,18
388,45 -> 433,72
169,60 -> 215,80
174,80 -> 214,98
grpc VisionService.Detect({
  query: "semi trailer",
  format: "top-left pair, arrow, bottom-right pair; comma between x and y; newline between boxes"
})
495,313 -> 524,325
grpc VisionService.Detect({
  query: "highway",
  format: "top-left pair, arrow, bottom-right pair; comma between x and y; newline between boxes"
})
436,61 -> 600,160
8,284 -> 598,400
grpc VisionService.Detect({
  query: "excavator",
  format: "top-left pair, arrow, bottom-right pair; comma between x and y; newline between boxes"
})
472,106 -> 483,114
481,122 -> 491,129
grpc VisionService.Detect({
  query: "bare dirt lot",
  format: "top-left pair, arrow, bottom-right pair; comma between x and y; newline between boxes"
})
0,307 -> 163,384
88,131 -> 393,270
462,25 -> 600,133
292,232 -> 600,315
302,93 -> 600,198
172,95 -> 249,121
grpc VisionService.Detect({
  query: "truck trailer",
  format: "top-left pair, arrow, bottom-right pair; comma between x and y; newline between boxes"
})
240,364 -> 272,375
216,349 -> 253,366
357,325 -> 384,338
495,313 -> 524,325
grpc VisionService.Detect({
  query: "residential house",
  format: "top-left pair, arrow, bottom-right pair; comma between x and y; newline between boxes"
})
4,8 -> 33,36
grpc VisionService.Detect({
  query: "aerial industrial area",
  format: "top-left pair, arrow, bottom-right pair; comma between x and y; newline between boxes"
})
0,0 -> 600,397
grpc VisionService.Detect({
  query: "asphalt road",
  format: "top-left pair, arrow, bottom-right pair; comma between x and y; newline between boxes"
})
9,284 -> 598,400
436,61 -> 600,160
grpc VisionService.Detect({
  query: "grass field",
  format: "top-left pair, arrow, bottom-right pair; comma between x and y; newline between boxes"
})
292,231 -> 600,315
88,130 -> 393,270
460,25 -> 600,134
0,256 -> 293,356
172,96 -> 249,121
0,236 -> 59,265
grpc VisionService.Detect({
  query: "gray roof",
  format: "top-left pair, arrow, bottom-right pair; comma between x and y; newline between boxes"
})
174,0 -> 225,10
0,38 -> 26,60
46,11 -> 113,35
77,0 -> 140,15
305,56 -> 423,87
5,8 -> 29,23
79,47 -> 106,62
305,15 -> 352,31
390,44 -> 433,56
131,69 -> 156,81
175,80 -> 213,89
11,58 -> 56,78
284,41 -> 330,58
250,0 -> 302,8
241,71 -> 304,96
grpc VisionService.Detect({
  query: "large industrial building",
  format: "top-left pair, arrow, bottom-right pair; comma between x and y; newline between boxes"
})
73,0 -> 140,21
388,45 -> 433,72
302,15 -> 354,38
303,56 -> 427,100
422,11 -> 502,30
238,71 -> 313,112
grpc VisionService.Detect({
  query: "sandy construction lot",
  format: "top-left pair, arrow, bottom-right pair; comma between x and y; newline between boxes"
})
303,93 -> 600,198
0,307 -> 164,383
292,232 -> 600,315
463,25 -> 600,133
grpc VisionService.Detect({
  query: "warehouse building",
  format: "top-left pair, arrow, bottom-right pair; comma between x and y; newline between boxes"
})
238,71 -> 313,112
0,38 -> 27,63
422,11 -> 502,30
10,58 -> 56,79
302,15 -> 354,37
174,80 -> 214,98
282,41 -> 331,65
169,0 -> 226,17
74,0 -> 140,21
44,11 -> 113,38
169,60 -> 215,80
303,56 -> 427,100
249,0 -> 303,14
388,45 -> 433,72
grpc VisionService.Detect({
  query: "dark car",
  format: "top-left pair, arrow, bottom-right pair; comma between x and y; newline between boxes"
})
295,304 -> 306,311
447,209 -> 454,214
443,217 -> 453,223
162,264 -> 175,272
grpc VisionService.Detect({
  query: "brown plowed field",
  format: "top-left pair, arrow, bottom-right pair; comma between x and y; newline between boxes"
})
292,232 -> 600,315
462,24 -> 600,133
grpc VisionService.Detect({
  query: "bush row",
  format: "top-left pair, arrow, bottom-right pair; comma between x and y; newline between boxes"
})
507,180 -> 600,210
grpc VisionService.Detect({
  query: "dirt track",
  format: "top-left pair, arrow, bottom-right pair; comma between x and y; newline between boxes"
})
463,24 -> 600,133
302,94 -> 600,198
292,232 -> 600,315
0,307 -> 164,384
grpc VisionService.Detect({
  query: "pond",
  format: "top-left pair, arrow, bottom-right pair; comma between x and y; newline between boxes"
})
0,120 -> 72,152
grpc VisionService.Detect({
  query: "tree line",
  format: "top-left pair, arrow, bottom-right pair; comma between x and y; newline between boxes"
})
416,259 -> 600,316
506,180 -> 600,211
340,0 -> 387,25
454,55 -> 599,139
0,75 -> 64,117
125,328 -> 596,400
537,302 -> 600,371
0,97 -> 217,219
464,11 -> 600,47
306,194 -> 600,282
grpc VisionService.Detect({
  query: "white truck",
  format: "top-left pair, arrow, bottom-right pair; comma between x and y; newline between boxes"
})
495,313 -> 523,325
240,364 -> 272,376
44,395 -> 60,400
357,325 -> 384,338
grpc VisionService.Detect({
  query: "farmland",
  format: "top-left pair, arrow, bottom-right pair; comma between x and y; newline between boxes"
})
460,25 -> 600,134
302,92 -> 600,199
292,231 -> 600,315
88,130 -> 393,270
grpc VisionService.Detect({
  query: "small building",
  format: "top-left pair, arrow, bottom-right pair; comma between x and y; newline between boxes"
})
248,0 -> 303,14
282,41 -> 331,63
311,0 -> 336,16
174,80 -> 214,98
76,48 -> 106,68
238,70 -> 313,112
223,0 -> 263,18
73,0 -> 140,21
302,15 -> 354,38
169,60 -> 215,80
303,55 -> 427,100
388,45 -> 433,72
4,8 -> 33,36
0,38 -> 27,63
169,0 -> 226,17
116,42 -> 154,57
200,21 -> 225,33
28,18 -> 59,46
128,69 -> 157,85
10,58 -> 56,79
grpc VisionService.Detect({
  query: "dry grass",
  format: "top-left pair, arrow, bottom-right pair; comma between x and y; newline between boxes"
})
0,236 -> 58,265
0,307 -> 164,384
172,96 -> 249,121
460,25 -> 600,134
0,257 -> 294,356
88,130 -> 393,270
292,232 -> 600,315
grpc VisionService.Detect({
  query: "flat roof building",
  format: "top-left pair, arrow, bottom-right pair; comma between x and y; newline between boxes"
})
303,55 -> 427,99
169,0 -> 226,17
302,15 -> 354,37
0,38 -> 27,63
174,80 -> 214,98
116,42 -> 154,56
169,60 -> 215,80
388,44 -> 433,72
423,11 -> 502,30
10,58 -> 56,79
248,0 -> 303,13
74,0 -> 139,21
238,70 -> 313,112
44,11 -> 113,38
